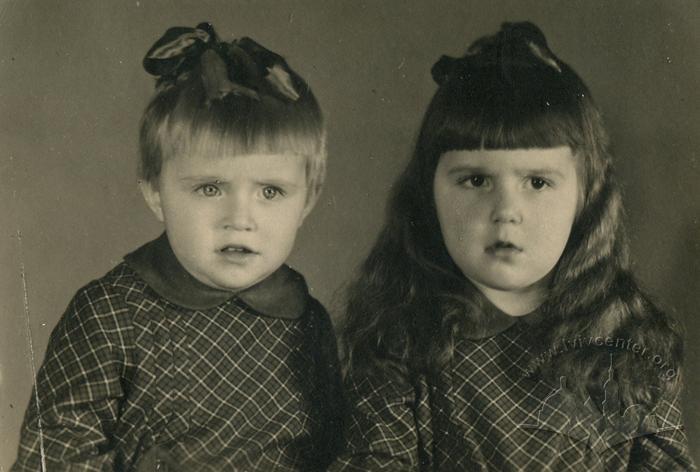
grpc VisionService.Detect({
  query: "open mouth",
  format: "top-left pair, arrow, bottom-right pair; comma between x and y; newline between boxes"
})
219,245 -> 256,255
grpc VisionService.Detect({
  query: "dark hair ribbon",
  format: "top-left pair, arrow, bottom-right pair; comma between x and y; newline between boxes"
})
143,22 -> 300,102
431,21 -> 562,85
431,55 -> 462,85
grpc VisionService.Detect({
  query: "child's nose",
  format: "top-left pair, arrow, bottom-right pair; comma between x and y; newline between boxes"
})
221,195 -> 256,231
490,186 -> 523,224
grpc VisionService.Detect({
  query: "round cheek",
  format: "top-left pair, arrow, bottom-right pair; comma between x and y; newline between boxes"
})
437,203 -> 476,270
434,197 -> 451,244
263,204 -> 305,249
536,197 -> 578,269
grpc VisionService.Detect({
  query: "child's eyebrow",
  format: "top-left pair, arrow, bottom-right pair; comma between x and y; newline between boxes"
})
516,168 -> 566,178
445,166 -> 566,178
254,177 -> 305,188
445,165 -> 491,175
179,176 -> 226,183
177,176 -> 305,188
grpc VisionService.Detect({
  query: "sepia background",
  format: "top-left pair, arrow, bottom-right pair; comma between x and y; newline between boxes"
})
1,0 -> 698,468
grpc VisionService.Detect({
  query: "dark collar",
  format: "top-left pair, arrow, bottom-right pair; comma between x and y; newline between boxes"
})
123,233 -> 308,319
462,292 -> 542,341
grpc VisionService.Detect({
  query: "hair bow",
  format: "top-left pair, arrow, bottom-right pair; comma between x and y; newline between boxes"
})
143,22 -> 300,102
431,21 -> 562,86
431,55 -> 462,85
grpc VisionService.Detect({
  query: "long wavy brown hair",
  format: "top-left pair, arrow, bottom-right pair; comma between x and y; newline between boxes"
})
341,22 -> 683,410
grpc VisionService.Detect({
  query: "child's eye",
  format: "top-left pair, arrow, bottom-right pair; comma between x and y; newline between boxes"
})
529,177 -> 550,190
261,186 -> 284,200
196,184 -> 221,197
458,175 -> 488,188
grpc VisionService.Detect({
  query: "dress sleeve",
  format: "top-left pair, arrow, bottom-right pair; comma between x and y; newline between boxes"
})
12,281 -> 130,471
329,368 -> 421,471
627,394 -> 697,471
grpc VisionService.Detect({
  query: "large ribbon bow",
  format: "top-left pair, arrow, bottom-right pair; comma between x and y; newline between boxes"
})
143,22 -> 300,102
431,21 -> 561,86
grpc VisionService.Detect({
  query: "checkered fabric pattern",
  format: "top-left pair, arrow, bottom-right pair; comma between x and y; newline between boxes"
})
12,263 -> 342,471
331,321 -> 695,471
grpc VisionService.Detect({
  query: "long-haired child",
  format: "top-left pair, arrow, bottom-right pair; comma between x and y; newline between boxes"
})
332,22 -> 695,470
13,22 -> 341,471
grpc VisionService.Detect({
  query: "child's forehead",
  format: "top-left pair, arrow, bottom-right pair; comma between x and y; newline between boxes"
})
161,149 -> 307,181
164,150 -> 307,175
170,148 -> 307,162
166,133 -> 306,163
165,127 -> 314,164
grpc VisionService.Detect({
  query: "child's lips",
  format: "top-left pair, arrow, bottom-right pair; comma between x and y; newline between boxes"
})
218,245 -> 258,262
485,240 -> 523,254
219,244 -> 256,254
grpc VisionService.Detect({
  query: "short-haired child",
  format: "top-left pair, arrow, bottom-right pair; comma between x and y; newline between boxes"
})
13,22 -> 342,471
332,22 -> 695,470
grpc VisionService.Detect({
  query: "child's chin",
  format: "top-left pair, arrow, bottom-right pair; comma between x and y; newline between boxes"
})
475,273 -> 540,293
209,272 -> 270,292
212,279 -> 257,292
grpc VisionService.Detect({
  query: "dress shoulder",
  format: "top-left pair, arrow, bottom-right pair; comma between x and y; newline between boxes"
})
47,261 -> 156,354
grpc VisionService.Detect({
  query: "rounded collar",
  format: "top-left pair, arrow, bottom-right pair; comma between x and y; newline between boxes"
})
124,233 -> 308,319
461,291 -> 542,340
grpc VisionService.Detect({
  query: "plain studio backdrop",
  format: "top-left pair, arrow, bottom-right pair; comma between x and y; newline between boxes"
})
1,0 -> 698,468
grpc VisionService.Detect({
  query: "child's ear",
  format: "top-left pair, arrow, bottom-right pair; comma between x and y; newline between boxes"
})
139,179 -> 165,222
300,187 -> 320,224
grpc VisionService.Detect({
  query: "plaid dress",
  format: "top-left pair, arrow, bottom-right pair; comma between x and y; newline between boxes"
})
12,234 -> 343,471
331,307 -> 695,471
